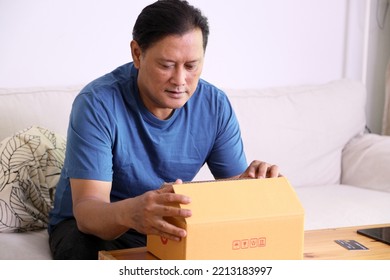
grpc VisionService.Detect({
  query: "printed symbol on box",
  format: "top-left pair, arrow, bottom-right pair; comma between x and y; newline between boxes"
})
259,237 -> 266,247
250,238 -> 258,248
232,240 -> 241,250
161,236 -> 168,245
241,239 -> 249,249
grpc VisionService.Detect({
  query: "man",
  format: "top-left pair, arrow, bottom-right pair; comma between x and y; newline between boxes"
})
48,0 -> 279,259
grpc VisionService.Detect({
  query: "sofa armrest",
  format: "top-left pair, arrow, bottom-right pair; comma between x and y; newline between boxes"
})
341,133 -> 390,192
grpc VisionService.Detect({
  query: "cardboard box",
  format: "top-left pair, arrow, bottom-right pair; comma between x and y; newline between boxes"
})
147,177 -> 304,260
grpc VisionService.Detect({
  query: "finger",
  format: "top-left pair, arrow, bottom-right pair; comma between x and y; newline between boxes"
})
267,165 -> 280,178
174,179 -> 183,184
159,178 -> 183,192
248,161 -> 269,178
159,183 -> 174,192
158,191 -> 192,206
157,182 -> 191,205
154,223 -> 187,241
239,162 -> 257,178
257,162 -> 270,179
243,160 -> 260,178
151,215 -> 188,240
156,202 -> 192,218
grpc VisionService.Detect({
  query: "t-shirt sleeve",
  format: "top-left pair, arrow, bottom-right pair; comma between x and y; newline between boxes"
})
63,91 -> 114,181
206,94 -> 247,178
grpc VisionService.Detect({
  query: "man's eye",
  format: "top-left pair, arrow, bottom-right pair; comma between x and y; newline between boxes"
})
185,64 -> 197,70
161,64 -> 174,69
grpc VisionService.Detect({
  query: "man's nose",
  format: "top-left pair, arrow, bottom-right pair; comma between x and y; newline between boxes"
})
171,66 -> 186,86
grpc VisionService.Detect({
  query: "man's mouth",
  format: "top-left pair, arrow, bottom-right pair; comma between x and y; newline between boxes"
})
165,89 -> 186,97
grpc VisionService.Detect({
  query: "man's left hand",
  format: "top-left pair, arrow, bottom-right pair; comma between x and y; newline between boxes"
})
239,160 -> 281,179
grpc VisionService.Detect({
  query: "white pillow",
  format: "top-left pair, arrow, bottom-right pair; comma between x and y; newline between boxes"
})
342,133 -> 390,193
0,126 -> 66,232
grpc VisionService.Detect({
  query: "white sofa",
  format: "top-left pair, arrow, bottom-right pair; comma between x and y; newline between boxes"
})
1,79 -> 390,260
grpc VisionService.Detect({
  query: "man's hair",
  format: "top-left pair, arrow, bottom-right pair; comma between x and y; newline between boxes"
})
132,0 -> 209,52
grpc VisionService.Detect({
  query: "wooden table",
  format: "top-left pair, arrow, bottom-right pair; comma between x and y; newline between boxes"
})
99,224 -> 390,260
303,223 -> 390,260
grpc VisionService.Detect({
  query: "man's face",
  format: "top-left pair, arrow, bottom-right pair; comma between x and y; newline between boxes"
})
131,28 -> 205,120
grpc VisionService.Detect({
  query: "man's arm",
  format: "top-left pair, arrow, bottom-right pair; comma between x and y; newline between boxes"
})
70,178 -> 192,241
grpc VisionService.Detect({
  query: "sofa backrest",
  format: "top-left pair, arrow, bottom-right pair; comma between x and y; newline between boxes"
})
0,86 -> 82,141
1,80 -> 367,188
226,79 -> 367,187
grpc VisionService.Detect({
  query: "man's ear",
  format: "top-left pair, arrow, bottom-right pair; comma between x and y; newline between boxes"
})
130,40 -> 142,68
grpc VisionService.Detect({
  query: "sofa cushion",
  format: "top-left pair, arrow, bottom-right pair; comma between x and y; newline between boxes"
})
342,133 -> 390,193
295,184 -> 390,230
0,86 -> 81,141
0,126 -> 65,232
0,229 -> 52,259
225,80 -> 366,187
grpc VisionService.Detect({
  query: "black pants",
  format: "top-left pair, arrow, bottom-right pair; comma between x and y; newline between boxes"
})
49,219 -> 146,260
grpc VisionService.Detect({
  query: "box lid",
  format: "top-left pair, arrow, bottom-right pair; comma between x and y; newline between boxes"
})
173,177 -> 304,224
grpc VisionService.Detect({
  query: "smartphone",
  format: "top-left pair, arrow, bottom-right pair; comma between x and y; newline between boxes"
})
357,226 -> 390,245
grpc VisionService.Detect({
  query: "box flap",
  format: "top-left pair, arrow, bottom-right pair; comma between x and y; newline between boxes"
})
173,177 -> 303,224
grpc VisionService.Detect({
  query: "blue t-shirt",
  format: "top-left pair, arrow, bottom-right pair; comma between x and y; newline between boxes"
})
48,62 -> 247,231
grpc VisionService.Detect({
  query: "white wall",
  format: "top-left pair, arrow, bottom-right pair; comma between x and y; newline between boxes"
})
0,0 -> 388,132
0,0 -> 153,87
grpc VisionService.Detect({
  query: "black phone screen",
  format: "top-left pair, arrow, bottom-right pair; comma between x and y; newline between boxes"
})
357,226 -> 390,245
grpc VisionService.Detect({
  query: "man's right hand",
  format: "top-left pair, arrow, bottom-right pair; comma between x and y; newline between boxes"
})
129,179 -> 192,241
71,178 -> 191,241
